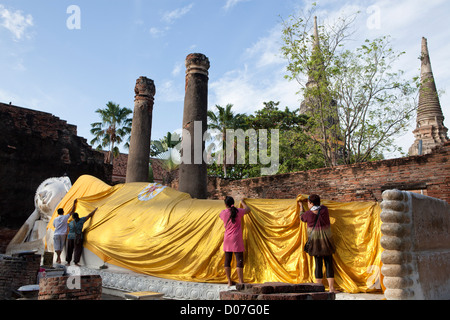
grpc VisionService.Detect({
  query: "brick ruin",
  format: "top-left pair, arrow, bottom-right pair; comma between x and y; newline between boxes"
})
38,275 -> 102,300
409,37 -> 449,156
0,103 -> 112,230
220,282 -> 335,300
126,76 -> 156,183
0,41 -> 449,300
0,252 -> 41,300
206,141 -> 450,203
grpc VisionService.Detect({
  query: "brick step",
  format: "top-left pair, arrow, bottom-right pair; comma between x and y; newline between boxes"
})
220,282 -> 335,301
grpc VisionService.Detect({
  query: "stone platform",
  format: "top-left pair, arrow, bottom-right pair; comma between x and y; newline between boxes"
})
220,282 -> 335,300
71,266 -> 230,300
69,266 -> 384,300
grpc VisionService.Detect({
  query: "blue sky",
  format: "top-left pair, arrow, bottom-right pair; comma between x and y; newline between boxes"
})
1,0 -> 449,159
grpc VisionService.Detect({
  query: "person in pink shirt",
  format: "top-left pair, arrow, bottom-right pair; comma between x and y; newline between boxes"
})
219,196 -> 250,286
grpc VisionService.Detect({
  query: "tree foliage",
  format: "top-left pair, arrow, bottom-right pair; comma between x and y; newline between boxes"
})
207,104 -> 246,178
150,131 -> 182,184
206,102 -> 324,179
281,6 -> 418,165
90,101 -> 132,164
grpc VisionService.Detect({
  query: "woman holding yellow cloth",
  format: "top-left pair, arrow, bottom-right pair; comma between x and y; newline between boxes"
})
300,194 -> 339,293
220,196 -> 251,286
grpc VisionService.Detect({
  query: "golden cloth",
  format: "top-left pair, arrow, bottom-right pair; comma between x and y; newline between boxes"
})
47,175 -> 383,293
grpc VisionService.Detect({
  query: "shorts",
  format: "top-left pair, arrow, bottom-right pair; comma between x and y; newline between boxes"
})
53,234 -> 67,251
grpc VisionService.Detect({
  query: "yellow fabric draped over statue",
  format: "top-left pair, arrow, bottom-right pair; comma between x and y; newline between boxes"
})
47,175 -> 383,293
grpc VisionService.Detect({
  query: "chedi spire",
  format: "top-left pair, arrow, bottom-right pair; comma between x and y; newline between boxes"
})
300,16 -> 324,114
409,37 -> 449,156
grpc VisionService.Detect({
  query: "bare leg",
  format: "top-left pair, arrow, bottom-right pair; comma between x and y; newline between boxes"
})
327,278 -> 340,292
225,267 -> 233,286
237,267 -> 244,284
55,250 -> 61,263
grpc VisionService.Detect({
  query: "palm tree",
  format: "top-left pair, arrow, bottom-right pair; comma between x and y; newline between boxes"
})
207,104 -> 246,177
151,132 -> 182,157
90,101 -> 132,164
150,132 -> 182,184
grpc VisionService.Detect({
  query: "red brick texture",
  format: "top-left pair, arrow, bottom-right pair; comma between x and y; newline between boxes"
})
0,253 -> 41,300
38,275 -> 102,300
207,142 -> 450,203
220,282 -> 335,301
0,103 -> 112,229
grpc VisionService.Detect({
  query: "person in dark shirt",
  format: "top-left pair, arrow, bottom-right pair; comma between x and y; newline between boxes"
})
66,207 -> 98,266
300,194 -> 339,292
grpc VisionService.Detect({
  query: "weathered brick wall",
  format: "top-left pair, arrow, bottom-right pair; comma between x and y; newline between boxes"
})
38,275 -> 102,300
0,253 -> 41,300
220,282 -> 335,300
0,228 -> 18,254
0,103 -> 112,228
206,142 -> 450,203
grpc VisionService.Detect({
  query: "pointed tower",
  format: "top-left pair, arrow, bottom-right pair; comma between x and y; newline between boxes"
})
409,37 -> 449,156
300,16 -> 321,114
300,17 -> 341,166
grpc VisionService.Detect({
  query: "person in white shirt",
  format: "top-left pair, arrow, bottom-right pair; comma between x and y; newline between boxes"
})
53,199 -> 77,264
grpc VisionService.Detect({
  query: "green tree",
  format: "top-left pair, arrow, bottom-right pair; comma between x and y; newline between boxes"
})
245,101 -> 324,174
150,132 -> 182,184
150,131 -> 182,158
90,101 -> 132,164
206,101 -> 325,179
207,104 -> 247,178
281,6 -> 418,166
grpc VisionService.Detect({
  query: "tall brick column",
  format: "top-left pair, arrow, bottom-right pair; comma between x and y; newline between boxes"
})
126,76 -> 156,183
178,53 -> 210,199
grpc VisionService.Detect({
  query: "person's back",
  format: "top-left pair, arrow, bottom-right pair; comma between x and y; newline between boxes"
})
68,217 -> 88,239
54,214 -> 70,235
220,208 -> 246,252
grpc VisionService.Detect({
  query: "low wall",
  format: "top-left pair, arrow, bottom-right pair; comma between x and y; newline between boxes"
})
0,103 -> 112,229
205,142 -> 450,203
0,253 -> 41,300
380,190 -> 450,300
38,275 -> 102,300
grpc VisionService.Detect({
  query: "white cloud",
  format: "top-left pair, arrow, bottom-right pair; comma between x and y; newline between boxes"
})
150,4 -> 194,38
223,0 -> 251,11
149,26 -> 168,38
171,62 -> 183,77
244,25 -> 285,68
281,0 -> 450,158
158,80 -> 184,103
210,24 -> 300,114
210,66 -> 299,115
0,5 -> 33,41
162,4 -> 194,24
211,0 -> 450,161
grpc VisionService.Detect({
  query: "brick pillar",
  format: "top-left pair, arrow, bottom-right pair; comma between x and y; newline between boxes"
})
178,53 -> 210,199
0,253 -> 41,300
38,275 -> 102,300
126,77 -> 156,183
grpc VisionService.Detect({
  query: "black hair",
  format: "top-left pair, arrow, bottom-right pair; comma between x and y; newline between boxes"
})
308,194 -> 321,206
72,212 -> 80,222
57,208 -> 64,215
225,196 -> 238,223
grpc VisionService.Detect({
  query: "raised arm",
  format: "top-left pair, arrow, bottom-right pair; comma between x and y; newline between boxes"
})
241,199 -> 250,214
69,199 -> 78,215
87,208 -> 98,220
298,200 -> 307,221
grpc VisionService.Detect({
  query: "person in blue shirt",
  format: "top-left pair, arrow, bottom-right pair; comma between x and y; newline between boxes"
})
66,206 -> 98,266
